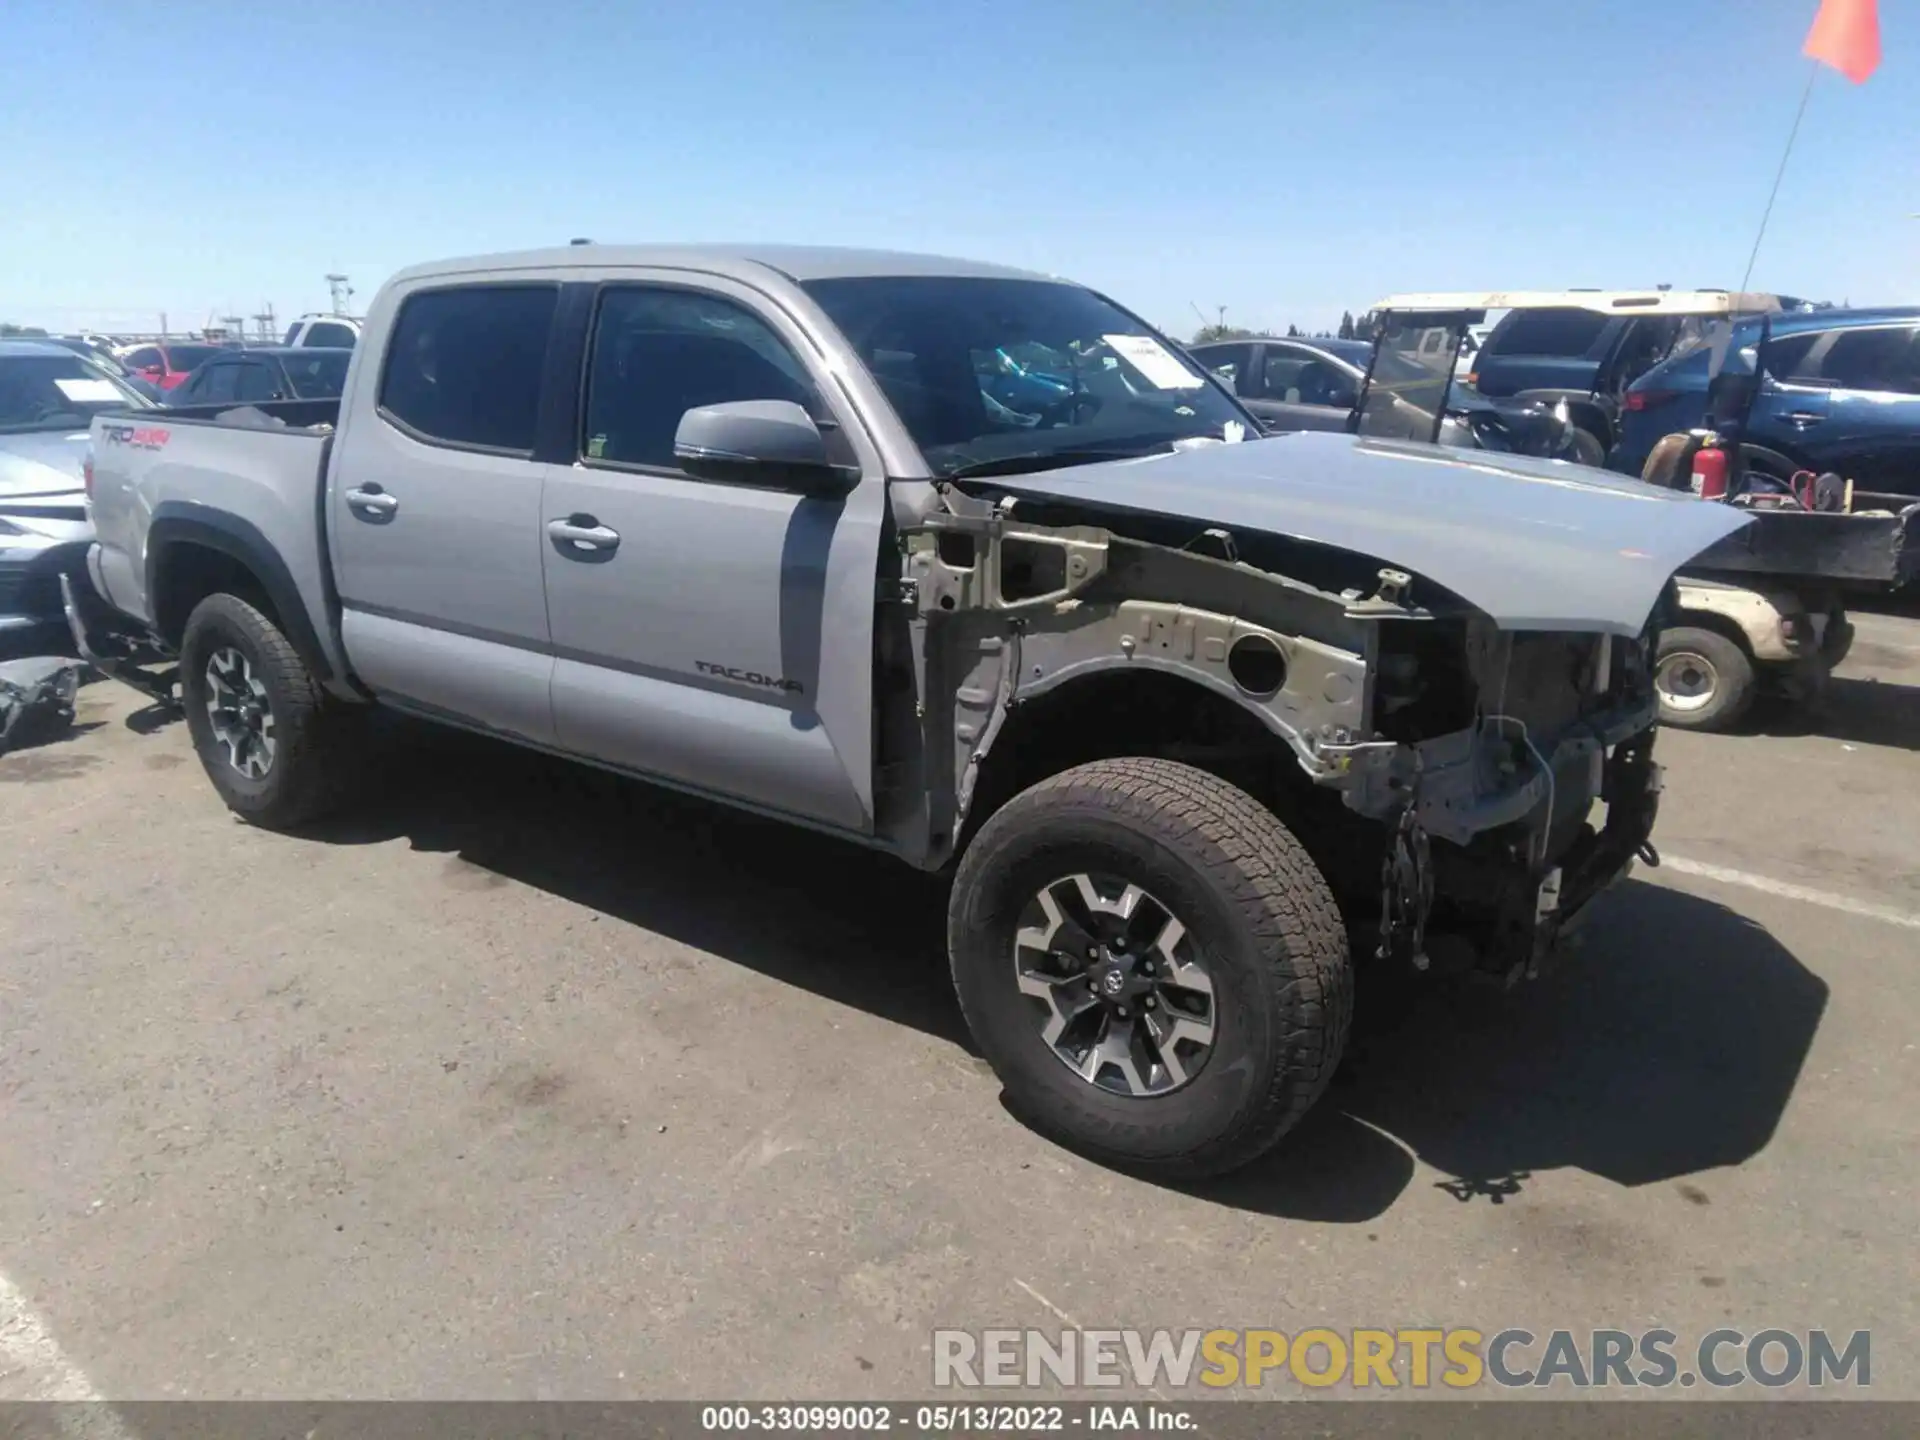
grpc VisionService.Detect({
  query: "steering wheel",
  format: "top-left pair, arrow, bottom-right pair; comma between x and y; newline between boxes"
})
1034,388 -> 1102,428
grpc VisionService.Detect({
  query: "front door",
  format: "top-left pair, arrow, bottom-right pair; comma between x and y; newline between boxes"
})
539,277 -> 885,834
1797,323 -> 1920,497
328,280 -> 562,742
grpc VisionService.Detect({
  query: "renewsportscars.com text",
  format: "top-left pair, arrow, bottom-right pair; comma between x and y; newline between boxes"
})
932,1327 -> 1871,1391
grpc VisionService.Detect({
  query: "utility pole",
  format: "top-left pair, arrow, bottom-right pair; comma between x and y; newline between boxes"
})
253,303 -> 276,342
325,273 -> 353,316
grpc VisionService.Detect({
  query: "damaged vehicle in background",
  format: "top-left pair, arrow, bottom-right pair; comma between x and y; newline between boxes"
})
0,339 -> 155,640
73,245 -> 1747,1177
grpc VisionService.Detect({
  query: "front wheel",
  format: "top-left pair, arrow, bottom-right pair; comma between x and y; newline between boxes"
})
1655,625 -> 1756,732
180,593 -> 355,828
1563,426 -> 1607,467
947,758 -> 1352,1178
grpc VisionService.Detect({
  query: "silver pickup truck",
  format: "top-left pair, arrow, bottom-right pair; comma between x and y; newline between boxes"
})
74,245 -> 1747,1177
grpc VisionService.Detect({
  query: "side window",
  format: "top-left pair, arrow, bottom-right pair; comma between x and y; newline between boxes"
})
582,286 -> 818,471
378,285 -> 558,453
1259,346 -> 1317,399
1191,343 -> 1252,389
1760,331 -> 1819,382
198,363 -> 241,403
1812,327 -> 1920,395
125,347 -> 161,372
283,325 -> 302,346
233,362 -> 280,402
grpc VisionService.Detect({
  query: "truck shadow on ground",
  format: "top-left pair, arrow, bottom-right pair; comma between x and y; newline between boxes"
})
1195,881 -> 1828,1220
1763,674 -> 1920,752
309,722 -> 1829,1224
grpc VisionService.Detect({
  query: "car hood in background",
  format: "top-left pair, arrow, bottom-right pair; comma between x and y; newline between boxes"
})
967,430 -> 1752,636
0,430 -> 88,496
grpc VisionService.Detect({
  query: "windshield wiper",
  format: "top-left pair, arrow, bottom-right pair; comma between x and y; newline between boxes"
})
940,441 -> 1175,482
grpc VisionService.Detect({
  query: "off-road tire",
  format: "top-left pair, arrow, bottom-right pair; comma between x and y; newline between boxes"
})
1655,625 -> 1756,732
948,757 -> 1352,1178
179,593 -> 352,829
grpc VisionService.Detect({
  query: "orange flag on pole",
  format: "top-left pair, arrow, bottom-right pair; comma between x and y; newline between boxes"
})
1803,0 -> 1881,83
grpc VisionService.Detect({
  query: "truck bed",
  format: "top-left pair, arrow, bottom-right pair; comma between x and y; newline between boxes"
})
87,401 -> 348,682
1690,499 -> 1920,589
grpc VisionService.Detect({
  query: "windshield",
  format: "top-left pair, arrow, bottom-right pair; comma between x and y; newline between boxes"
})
1352,317 -> 1457,443
800,276 -> 1251,476
281,350 -> 351,397
0,353 -> 150,432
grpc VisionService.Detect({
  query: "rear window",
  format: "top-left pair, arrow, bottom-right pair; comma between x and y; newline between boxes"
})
1487,310 -> 1611,358
378,285 -> 557,452
304,322 -> 356,348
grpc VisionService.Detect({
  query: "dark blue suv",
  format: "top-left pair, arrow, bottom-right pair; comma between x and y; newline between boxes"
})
1612,307 -> 1920,495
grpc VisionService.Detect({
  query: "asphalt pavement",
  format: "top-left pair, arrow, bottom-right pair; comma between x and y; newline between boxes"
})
2,614 -> 1916,1402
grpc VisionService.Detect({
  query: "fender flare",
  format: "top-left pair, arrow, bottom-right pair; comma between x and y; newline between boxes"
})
146,504 -> 334,681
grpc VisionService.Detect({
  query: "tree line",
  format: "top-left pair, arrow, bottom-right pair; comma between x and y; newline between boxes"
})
1189,310 -> 1377,346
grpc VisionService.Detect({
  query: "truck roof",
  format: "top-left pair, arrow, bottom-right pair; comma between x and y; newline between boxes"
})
388,243 -> 1058,288
1369,290 -> 1788,318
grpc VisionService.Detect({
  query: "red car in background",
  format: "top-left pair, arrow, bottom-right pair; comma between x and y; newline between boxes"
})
117,342 -> 227,391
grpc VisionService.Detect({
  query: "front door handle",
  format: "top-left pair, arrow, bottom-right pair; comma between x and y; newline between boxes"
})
345,485 -> 399,520
548,515 -> 621,557
1786,412 -> 1826,427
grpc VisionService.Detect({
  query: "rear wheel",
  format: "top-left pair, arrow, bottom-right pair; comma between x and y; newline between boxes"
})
1655,625 -> 1756,732
948,758 -> 1351,1178
180,593 -> 355,828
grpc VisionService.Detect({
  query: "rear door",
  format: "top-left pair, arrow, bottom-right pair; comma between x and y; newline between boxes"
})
1791,324 -> 1920,495
327,279 -> 564,741
538,274 -> 886,833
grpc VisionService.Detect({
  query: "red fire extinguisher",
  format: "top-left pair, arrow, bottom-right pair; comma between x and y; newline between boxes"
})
1691,445 -> 1729,500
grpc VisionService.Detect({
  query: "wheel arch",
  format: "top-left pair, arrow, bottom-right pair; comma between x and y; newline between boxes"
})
147,505 -> 333,682
960,663 -> 1324,854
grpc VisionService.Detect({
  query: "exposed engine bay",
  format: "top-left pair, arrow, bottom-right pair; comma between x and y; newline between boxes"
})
881,484 -> 1670,984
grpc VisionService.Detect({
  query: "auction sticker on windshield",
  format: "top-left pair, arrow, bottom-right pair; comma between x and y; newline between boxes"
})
1102,334 -> 1205,389
54,378 -> 123,403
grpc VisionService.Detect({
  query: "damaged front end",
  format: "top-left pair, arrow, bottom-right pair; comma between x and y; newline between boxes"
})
1332,617 -> 1669,984
895,480 -> 1677,984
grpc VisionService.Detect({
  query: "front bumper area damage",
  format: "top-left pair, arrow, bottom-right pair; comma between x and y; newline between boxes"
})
903,487 -> 1672,981
1331,694 -> 1662,985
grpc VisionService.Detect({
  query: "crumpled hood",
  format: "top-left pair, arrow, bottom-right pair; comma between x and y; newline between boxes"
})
967,430 -> 1752,636
0,430 -> 87,498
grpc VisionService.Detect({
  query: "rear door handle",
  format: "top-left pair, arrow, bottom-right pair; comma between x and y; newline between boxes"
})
548,515 -> 621,556
345,485 -> 399,520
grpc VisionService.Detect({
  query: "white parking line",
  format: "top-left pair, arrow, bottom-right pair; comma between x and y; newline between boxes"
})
0,1272 -> 134,1437
1661,855 -> 1920,931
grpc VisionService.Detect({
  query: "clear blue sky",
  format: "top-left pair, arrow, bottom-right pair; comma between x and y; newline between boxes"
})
3,0 -> 1914,338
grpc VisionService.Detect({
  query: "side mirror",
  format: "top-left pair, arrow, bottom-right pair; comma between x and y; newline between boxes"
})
673,399 -> 857,497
